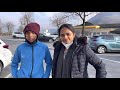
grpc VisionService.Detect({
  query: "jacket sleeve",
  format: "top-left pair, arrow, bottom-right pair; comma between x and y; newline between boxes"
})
43,46 -> 52,78
11,47 -> 20,78
85,45 -> 107,78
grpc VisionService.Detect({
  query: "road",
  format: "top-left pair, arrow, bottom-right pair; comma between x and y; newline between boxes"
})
0,36 -> 120,78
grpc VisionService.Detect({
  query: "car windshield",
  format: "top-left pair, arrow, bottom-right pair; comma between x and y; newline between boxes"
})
91,36 -> 99,40
40,34 -> 45,36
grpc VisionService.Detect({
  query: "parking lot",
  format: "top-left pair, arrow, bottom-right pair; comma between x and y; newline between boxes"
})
0,36 -> 120,78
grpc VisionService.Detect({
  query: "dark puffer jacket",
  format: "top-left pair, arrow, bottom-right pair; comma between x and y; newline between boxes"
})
52,37 -> 107,78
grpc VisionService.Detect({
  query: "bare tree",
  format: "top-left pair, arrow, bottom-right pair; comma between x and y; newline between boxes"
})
18,12 -> 34,32
20,12 -> 34,27
63,12 -> 98,36
50,13 -> 68,29
17,25 -> 24,32
5,21 -> 15,35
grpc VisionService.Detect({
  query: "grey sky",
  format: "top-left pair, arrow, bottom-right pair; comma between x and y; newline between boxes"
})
0,12 -> 98,30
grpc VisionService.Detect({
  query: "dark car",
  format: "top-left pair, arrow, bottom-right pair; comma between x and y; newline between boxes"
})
38,33 -> 55,43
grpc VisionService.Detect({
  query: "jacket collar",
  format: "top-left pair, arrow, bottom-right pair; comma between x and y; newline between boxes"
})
53,36 -> 87,48
25,39 -> 38,46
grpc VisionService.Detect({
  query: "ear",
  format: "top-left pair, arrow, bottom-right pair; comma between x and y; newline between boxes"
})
73,33 -> 76,38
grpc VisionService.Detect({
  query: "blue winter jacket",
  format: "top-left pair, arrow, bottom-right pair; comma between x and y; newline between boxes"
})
11,41 -> 52,78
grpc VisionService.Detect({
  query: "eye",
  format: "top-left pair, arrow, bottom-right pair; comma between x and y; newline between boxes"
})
60,34 -> 65,37
66,33 -> 70,36
31,31 -> 35,34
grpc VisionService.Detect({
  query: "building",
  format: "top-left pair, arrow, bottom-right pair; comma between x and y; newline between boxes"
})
74,22 -> 120,37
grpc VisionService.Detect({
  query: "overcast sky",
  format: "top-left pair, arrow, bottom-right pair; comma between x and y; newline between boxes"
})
0,12 -> 58,29
0,12 -> 97,30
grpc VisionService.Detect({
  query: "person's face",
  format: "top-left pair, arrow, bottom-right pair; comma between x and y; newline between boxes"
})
60,27 -> 75,44
25,31 -> 37,43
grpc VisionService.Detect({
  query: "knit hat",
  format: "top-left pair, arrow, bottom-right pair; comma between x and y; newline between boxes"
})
23,22 -> 40,36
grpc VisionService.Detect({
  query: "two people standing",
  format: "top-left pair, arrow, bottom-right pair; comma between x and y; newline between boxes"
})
11,22 -> 107,78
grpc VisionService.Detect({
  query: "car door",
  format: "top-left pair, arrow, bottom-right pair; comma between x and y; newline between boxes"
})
115,36 -> 120,50
39,34 -> 47,42
104,35 -> 117,50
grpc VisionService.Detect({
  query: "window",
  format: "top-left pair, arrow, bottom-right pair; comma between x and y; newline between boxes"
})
115,36 -> 120,41
105,35 -> 114,40
101,32 -> 107,35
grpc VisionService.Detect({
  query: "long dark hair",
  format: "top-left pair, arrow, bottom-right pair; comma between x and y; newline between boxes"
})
58,24 -> 75,36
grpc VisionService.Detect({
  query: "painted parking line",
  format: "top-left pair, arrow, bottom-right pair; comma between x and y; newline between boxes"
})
100,58 -> 120,64
98,54 -> 120,57
4,73 -> 12,78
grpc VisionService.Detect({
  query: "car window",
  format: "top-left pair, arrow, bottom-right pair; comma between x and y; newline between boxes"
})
115,36 -> 120,41
101,36 -> 106,39
91,36 -> 99,40
40,34 -> 44,36
14,32 -> 23,34
105,35 -> 114,40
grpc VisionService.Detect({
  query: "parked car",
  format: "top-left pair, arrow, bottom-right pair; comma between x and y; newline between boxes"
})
0,39 -> 12,74
48,34 -> 58,40
0,39 -> 9,49
88,34 -> 120,54
38,33 -> 55,43
12,32 -> 25,39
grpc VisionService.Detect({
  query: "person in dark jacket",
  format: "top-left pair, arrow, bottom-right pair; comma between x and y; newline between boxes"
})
52,24 -> 107,78
11,22 -> 52,78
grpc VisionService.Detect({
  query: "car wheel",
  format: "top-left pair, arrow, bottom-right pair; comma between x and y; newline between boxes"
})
0,61 -> 3,74
97,46 -> 106,54
13,35 -> 16,39
49,39 -> 53,43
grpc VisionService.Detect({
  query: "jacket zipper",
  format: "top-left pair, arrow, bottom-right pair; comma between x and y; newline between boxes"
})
30,45 -> 34,78
71,45 -> 83,76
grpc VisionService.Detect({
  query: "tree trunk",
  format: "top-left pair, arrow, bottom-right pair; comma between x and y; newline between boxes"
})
82,12 -> 85,36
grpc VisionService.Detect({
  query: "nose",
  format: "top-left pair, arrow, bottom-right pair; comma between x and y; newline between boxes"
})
64,35 -> 68,39
29,32 -> 34,37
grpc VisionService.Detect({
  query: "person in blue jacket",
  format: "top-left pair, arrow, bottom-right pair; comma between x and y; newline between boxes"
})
11,22 -> 52,78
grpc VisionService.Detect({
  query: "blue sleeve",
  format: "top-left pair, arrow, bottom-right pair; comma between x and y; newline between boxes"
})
43,46 -> 52,78
11,47 -> 21,78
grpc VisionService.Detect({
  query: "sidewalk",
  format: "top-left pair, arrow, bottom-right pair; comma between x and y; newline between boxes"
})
88,59 -> 120,78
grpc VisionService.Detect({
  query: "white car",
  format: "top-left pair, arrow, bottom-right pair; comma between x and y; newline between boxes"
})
12,32 -> 25,39
0,39 -> 6,47
0,39 -> 12,73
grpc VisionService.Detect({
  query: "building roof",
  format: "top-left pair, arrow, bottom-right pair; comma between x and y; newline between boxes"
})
99,24 -> 120,28
74,22 -> 101,29
109,28 -> 120,34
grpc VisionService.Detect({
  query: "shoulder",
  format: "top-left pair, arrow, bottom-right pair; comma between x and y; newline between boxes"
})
37,41 -> 48,48
77,36 -> 88,45
17,43 -> 26,49
14,43 -> 26,53
53,41 -> 61,48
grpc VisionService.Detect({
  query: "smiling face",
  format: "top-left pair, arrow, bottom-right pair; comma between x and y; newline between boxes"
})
59,27 -> 75,44
25,31 -> 37,43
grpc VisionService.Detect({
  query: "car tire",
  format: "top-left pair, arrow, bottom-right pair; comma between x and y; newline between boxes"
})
49,39 -> 53,43
13,35 -> 16,39
0,61 -> 3,74
97,46 -> 106,54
